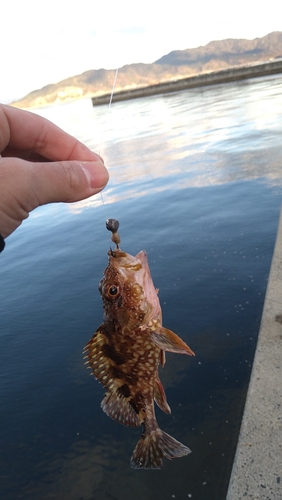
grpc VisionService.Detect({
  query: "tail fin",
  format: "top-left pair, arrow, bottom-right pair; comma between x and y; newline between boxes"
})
130,429 -> 191,469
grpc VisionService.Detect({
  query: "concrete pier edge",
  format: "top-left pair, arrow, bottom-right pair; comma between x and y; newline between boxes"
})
91,60 -> 282,107
226,209 -> 282,499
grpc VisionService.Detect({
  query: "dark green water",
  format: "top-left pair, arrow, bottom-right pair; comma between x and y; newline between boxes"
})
1,75 -> 282,499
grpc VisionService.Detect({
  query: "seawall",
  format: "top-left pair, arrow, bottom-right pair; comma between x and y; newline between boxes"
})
226,209 -> 282,499
91,60 -> 282,106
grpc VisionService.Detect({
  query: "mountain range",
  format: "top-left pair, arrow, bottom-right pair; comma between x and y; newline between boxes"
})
12,31 -> 282,109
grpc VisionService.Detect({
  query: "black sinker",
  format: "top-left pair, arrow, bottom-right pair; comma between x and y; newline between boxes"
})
106,219 -> 120,233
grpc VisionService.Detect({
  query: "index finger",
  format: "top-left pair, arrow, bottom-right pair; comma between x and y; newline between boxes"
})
0,104 -> 100,162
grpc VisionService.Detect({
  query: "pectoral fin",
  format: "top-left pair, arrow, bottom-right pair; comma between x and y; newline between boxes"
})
150,326 -> 195,356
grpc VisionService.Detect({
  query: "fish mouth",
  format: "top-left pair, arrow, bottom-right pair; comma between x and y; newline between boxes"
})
108,248 -> 127,259
135,250 -> 148,266
107,248 -> 144,271
135,251 -> 161,320
107,248 -> 161,321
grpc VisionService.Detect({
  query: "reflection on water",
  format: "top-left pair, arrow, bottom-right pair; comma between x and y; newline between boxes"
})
36,74 -> 282,215
1,75 -> 282,500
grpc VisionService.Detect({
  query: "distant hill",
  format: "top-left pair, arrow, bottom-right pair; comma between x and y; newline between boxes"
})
155,31 -> 282,67
12,31 -> 282,109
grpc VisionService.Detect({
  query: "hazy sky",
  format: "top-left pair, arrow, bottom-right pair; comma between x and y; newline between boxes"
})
1,0 -> 282,103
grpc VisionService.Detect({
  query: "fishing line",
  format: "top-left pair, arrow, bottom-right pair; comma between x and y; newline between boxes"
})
98,68 -> 119,218
98,67 -> 119,157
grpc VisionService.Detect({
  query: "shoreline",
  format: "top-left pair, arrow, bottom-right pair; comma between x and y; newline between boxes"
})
91,59 -> 282,106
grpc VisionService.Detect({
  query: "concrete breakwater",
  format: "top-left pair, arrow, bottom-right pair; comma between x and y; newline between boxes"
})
226,210 -> 282,500
91,60 -> 282,106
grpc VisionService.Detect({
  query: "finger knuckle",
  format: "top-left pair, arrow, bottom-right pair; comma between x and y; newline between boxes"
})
59,162 -> 82,199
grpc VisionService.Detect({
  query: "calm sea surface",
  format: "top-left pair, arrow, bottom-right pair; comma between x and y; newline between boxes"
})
1,75 -> 282,500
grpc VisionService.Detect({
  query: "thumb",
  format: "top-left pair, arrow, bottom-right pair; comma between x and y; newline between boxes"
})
0,157 -> 109,238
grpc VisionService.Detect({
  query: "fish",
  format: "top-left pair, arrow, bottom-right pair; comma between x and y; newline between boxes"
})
84,219 -> 195,469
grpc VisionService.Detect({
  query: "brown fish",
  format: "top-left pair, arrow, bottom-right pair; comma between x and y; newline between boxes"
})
84,220 -> 195,469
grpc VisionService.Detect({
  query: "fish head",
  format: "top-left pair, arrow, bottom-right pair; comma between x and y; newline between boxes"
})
99,248 -> 161,332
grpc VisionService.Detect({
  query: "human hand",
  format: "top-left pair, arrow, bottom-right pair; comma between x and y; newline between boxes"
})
0,104 -> 109,240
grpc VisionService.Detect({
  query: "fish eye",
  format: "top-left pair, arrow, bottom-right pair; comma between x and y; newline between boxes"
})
103,283 -> 121,300
102,282 -> 121,300
109,285 -> 118,296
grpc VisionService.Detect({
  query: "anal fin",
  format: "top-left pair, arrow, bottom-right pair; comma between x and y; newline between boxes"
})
154,378 -> 171,414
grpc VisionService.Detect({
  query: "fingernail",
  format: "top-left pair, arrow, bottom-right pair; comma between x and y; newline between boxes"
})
81,161 -> 109,189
